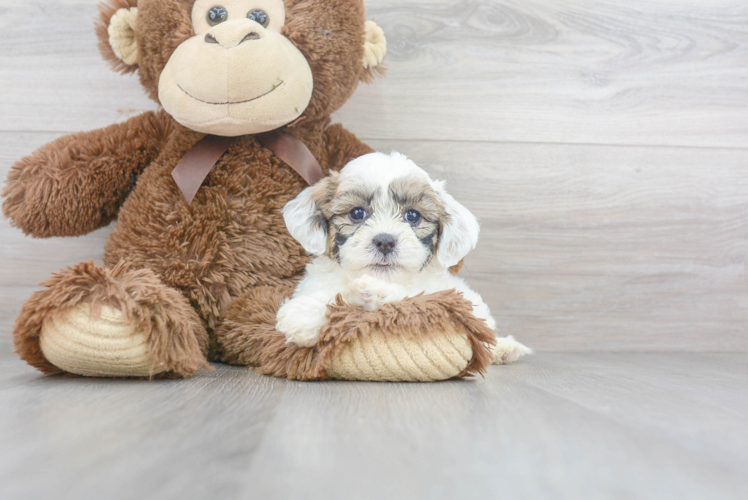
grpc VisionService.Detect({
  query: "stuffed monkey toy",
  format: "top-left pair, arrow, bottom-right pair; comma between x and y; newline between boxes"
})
3,0 -> 496,381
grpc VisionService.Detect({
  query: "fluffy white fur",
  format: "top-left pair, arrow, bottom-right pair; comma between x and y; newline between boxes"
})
277,152 -> 531,364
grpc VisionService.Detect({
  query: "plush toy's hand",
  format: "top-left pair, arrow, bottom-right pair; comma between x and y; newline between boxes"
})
275,295 -> 330,347
344,275 -> 407,312
2,110 -> 171,238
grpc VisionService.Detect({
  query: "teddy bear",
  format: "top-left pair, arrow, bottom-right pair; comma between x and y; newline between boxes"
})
2,0 -> 499,382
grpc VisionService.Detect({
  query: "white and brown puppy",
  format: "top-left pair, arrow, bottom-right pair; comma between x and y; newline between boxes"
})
276,152 -> 530,364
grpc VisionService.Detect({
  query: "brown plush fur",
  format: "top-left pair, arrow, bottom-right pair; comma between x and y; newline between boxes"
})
282,0 -> 369,120
13,260 -> 209,377
216,289 -> 496,380
318,290 -> 496,379
4,0 -> 482,380
2,110 -> 173,237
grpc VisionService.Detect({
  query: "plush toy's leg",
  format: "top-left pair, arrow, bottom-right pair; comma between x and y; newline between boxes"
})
13,260 -> 209,378
216,286 -> 498,382
215,284 -> 323,380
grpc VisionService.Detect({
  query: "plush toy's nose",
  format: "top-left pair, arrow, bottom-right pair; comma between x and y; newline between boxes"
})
373,234 -> 396,255
204,19 -> 264,49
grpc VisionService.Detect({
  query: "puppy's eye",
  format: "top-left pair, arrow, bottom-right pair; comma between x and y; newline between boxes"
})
349,207 -> 367,222
404,210 -> 421,225
207,6 -> 229,26
248,9 -> 269,27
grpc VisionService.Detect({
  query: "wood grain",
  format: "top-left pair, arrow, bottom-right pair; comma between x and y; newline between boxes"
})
346,0 -> 748,147
1,351 -> 746,500
1,1 -> 747,147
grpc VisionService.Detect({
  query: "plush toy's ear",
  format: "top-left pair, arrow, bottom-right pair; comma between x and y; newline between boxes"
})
361,20 -> 387,83
96,1 -> 139,74
283,175 -> 339,256
432,180 -> 481,268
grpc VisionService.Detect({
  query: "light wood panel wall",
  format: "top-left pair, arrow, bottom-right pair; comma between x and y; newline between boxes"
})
1,1 -> 746,351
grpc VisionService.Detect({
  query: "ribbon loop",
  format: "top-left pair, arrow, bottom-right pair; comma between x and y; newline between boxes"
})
171,130 -> 324,204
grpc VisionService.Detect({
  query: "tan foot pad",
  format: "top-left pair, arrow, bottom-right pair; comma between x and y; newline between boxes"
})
326,329 -> 472,382
40,303 -> 163,378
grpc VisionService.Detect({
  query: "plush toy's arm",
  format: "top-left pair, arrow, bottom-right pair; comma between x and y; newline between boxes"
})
2,110 -> 173,238
323,123 -> 375,172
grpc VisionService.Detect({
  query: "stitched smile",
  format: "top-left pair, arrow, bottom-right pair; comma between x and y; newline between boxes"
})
177,81 -> 284,105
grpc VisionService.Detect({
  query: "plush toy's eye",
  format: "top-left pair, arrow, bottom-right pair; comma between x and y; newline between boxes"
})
404,210 -> 421,225
207,6 -> 229,26
247,9 -> 269,28
350,208 -> 367,222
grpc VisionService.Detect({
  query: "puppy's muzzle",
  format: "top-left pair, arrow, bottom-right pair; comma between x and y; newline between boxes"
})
373,234 -> 396,255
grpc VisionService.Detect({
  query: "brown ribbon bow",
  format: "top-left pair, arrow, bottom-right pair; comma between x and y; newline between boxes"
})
171,129 -> 324,204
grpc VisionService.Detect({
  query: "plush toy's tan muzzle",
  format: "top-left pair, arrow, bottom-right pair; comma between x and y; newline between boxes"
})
158,19 -> 314,137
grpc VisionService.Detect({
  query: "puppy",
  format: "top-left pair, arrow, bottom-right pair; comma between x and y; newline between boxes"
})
276,152 -> 530,364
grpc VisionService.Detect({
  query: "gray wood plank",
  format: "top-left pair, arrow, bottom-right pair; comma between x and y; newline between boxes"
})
0,344 -> 37,390
242,356 -> 748,500
0,1 -> 156,133
0,362 -> 283,499
522,353 -> 748,466
342,0 -> 748,147
1,1 -> 747,148
0,352 -> 746,500
2,132 -> 747,351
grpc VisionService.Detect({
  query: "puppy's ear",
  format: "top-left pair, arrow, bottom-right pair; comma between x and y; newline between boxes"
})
283,174 -> 339,256
433,180 -> 480,268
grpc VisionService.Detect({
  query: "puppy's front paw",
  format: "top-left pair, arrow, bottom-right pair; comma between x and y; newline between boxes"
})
276,297 -> 329,347
346,275 -> 393,311
491,335 -> 532,365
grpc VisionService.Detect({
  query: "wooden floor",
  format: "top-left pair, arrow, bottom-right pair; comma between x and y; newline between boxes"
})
1,1 -> 747,498
0,348 -> 746,500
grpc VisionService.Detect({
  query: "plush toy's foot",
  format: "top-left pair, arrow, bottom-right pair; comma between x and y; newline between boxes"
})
325,328 -> 474,382
491,335 -> 532,365
40,302 -> 163,377
217,287 -> 497,382
13,260 -> 209,378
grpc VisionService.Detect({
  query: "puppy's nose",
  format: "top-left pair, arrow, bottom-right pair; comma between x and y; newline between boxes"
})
373,234 -> 396,255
